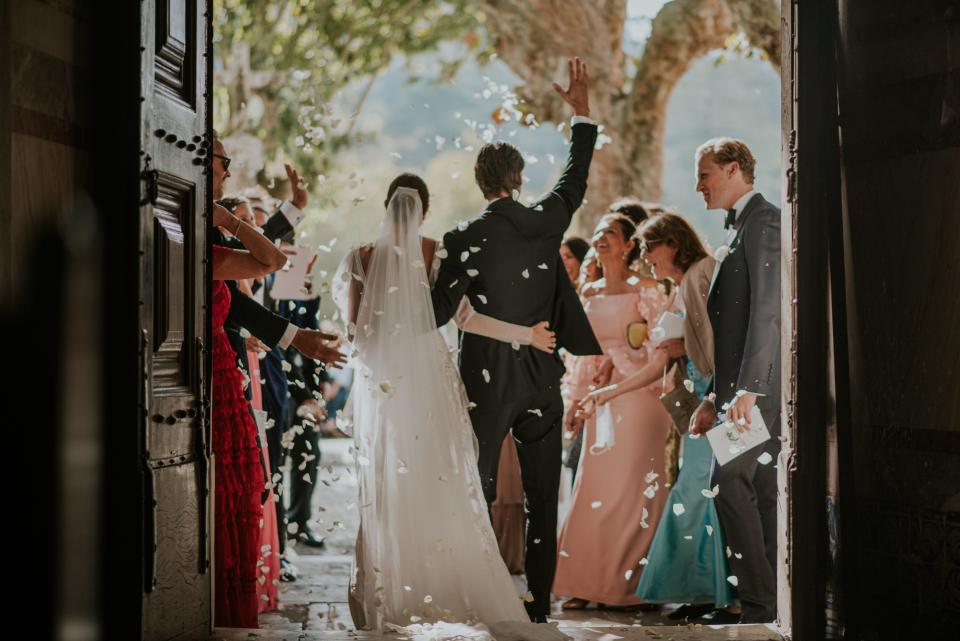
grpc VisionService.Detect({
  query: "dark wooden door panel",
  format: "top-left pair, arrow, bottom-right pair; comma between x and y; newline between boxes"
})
154,0 -> 197,108
142,463 -> 209,639
140,0 -> 211,638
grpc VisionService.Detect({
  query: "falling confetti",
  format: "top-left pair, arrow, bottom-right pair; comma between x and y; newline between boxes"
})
624,569 -> 634,581
591,500 -> 603,509
706,525 -> 714,536
673,503 -> 686,516
521,269 -> 530,279
482,369 -> 491,383
757,451 -> 773,465
727,575 -> 739,587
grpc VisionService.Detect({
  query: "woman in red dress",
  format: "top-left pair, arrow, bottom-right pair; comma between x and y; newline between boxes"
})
211,202 -> 288,627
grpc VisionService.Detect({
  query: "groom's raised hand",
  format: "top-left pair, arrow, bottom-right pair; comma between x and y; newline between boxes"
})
552,57 -> 590,118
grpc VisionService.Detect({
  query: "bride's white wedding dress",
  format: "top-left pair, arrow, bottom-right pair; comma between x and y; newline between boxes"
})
332,188 -> 567,641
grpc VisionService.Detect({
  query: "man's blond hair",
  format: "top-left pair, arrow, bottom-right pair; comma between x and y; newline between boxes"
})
696,137 -> 756,184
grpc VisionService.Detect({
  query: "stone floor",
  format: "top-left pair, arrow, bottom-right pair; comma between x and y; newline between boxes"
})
211,439 -> 782,641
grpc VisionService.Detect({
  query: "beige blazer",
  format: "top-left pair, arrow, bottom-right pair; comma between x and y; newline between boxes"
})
679,256 -> 716,380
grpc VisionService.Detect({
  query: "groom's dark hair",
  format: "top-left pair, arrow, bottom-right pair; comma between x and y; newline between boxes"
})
386,173 -> 430,213
474,142 -> 524,198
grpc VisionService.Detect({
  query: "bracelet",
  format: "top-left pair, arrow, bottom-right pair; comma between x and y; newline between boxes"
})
232,217 -> 243,237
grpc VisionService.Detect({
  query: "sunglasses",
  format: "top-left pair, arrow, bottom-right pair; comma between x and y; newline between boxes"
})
213,154 -> 232,171
639,239 -> 661,253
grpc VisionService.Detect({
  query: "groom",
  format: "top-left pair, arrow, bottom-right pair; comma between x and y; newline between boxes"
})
690,137 -> 781,624
431,58 -> 602,622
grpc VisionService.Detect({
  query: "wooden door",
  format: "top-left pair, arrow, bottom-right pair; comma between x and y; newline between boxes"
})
138,1 -> 212,639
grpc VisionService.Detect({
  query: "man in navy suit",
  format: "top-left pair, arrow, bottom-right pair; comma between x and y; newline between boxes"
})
690,138 -> 781,624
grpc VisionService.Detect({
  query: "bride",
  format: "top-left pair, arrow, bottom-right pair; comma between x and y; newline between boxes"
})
332,176 -> 563,639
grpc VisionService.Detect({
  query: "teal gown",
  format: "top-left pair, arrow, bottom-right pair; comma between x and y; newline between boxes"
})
634,360 -> 738,607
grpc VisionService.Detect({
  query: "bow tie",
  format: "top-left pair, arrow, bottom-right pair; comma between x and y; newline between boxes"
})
724,208 -> 737,229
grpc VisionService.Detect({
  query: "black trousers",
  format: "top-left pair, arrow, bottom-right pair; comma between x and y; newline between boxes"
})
284,404 -> 322,528
471,386 -> 564,620
711,409 -> 781,621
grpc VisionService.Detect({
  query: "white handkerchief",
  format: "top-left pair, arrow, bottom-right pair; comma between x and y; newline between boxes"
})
589,403 -> 616,454
707,405 -> 771,466
253,409 -> 269,444
650,310 -> 684,343
270,244 -> 320,300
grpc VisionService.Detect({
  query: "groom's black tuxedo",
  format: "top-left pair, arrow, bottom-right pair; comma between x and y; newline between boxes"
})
431,121 -> 601,620
707,192 -> 781,622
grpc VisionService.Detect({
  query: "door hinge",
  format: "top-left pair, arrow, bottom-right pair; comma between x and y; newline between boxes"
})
141,169 -> 159,206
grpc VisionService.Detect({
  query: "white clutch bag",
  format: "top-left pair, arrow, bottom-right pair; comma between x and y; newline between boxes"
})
650,310 -> 684,343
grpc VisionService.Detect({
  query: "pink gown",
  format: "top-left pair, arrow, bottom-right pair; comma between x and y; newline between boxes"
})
553,286 -> 673,606
247,348 -> 280,612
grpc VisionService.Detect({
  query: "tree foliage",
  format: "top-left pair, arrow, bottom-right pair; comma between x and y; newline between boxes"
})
214,0 -> 488,187
215,0 -> 779,226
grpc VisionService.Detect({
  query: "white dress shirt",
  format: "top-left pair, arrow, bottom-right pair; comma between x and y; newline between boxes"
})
277,201 -> 305,349
730,189 -> 757,223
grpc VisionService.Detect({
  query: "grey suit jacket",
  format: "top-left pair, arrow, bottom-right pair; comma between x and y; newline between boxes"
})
707,193 -> 781,414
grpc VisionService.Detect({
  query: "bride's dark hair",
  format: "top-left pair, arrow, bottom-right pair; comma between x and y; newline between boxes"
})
386,173 -> 429,213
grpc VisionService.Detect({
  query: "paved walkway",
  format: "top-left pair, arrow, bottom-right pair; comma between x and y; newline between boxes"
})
213,439 -> 781,641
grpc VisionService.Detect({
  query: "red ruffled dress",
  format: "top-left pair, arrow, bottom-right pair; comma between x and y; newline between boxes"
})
212,245 -> 265,628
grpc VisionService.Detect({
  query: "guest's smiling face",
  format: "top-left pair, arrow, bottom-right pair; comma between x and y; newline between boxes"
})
559,244 -> 581,284
696,153 -> 738,210
641,240 -> 676,280
591,218 -> 632,263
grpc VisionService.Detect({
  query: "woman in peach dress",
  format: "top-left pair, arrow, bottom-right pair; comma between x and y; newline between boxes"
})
553,213 -> 672,609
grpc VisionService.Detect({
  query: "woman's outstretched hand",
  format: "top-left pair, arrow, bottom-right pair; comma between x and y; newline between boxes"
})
530,321 -> 557,353
578,384 -> 619,419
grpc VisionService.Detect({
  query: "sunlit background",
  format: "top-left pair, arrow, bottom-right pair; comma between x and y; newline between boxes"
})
214,0 -> 780,318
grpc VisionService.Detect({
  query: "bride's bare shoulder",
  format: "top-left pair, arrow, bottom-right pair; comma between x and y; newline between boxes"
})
357,243 -> 374,270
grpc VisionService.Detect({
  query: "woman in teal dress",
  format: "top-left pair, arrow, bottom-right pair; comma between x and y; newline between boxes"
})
581,213 -> 739,620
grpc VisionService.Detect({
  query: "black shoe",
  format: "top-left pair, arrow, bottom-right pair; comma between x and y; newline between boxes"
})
530,615 -> 548,624
668,603 -> 715,620
279,559 -> 298,582
294,526 -> 326,548
699,609 -> 742,624
739,610 -> 775,624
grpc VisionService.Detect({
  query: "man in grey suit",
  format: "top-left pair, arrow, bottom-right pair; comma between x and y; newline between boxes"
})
690,138 -> 781,624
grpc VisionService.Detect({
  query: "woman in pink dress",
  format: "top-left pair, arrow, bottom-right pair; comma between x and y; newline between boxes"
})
553,213 -> 672,609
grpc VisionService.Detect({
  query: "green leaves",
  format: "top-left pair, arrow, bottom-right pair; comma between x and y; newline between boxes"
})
215,0 -> 484,192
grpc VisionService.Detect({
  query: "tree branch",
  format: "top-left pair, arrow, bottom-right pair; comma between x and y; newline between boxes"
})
724,0 -> 781,69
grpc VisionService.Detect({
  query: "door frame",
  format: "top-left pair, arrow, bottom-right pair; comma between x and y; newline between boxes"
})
778,0 -> 848,639
93,1 -> 848,638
